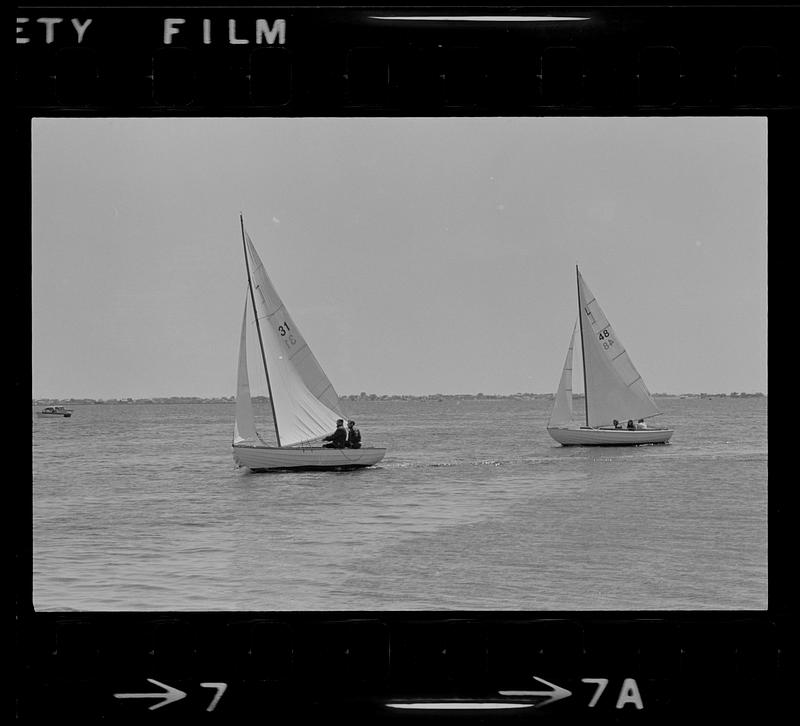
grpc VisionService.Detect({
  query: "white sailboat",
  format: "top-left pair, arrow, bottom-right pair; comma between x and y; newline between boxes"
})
547,267 -> 673,446
232,217 -> 387,471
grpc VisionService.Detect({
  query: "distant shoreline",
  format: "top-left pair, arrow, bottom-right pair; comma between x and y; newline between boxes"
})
33,392 -> 766,406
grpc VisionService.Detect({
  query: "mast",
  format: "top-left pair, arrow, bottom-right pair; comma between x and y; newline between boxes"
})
240,214 -> 282,447
576,265 -> 590,427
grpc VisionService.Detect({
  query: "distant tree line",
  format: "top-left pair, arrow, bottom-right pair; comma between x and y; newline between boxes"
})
34,391 -> 765,405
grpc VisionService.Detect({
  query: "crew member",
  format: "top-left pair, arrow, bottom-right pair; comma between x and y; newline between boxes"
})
346,420 -> 362,449
323,419 -> 347,448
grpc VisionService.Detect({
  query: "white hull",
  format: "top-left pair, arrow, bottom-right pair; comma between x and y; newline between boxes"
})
233,444 -> 386,471
547,426 -> 673,446
36,411 -> 72,418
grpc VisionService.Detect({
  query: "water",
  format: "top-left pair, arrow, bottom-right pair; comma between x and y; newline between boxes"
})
32,397 -> 767,611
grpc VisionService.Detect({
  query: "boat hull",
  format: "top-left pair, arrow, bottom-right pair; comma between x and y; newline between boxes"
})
232,444 -> 387,471
547,426 -> 673,446
36,412 -> 72,418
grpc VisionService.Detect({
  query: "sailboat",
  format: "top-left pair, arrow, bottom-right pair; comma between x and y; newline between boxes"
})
547,267 -> 674,446
232,216 -> 387,471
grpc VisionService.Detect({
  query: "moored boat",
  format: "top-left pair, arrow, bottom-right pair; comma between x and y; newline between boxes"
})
36,405 -> 73,418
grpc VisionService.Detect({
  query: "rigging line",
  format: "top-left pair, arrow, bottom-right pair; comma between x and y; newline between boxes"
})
241,215 -> 282,448
577,266 -> 590,427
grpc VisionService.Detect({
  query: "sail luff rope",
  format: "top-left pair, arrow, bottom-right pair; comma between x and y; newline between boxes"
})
241,215 -> 282,447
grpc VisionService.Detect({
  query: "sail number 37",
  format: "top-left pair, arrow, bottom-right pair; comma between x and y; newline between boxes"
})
599,328 -> 615,351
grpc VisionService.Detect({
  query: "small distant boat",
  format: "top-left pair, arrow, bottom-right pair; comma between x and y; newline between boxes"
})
232,216 -> 387,471
547,267 -> 673,446
37,405 -> 73,418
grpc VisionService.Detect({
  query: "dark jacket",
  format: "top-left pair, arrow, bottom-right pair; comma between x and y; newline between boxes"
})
324,427 -> 347,448
346,427 -> 362,449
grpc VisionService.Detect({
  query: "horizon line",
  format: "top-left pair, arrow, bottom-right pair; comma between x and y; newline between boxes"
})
33,390 -> 767,402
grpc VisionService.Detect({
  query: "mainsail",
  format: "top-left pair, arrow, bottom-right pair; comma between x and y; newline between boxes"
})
241,227 -> 345,446
577,269 -> 660,427
548,320 -> 577,427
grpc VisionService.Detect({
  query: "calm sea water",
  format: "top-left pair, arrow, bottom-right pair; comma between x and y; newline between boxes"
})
32,397 -> 767,611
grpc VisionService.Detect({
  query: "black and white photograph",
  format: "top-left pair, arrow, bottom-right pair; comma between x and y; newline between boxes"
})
32,115 -> 767,612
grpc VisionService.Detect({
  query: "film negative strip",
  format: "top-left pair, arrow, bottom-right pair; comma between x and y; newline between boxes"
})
18,2 -> 788,723
14,4 -> 799,110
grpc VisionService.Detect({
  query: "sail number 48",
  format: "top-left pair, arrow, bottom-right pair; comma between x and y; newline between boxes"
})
598,329 -> 615,351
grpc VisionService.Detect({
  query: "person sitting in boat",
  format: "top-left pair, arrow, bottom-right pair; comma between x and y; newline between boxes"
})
613,419 -> 622,429
346,420 -> 362,449
323,419 -> 347,448
635,418 -> 648,430
626,419 -> 636,430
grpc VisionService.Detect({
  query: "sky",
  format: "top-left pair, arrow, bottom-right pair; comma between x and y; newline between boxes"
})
32,116 -> 767,399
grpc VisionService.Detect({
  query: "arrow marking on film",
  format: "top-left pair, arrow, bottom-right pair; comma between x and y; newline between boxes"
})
114,679 -> 187,710
386,676 -> 571,710
498,676 -> 573,707
387,700 -> 535,710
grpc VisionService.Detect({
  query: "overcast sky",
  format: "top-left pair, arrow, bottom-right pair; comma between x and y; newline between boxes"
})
32,116 -> 766,399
